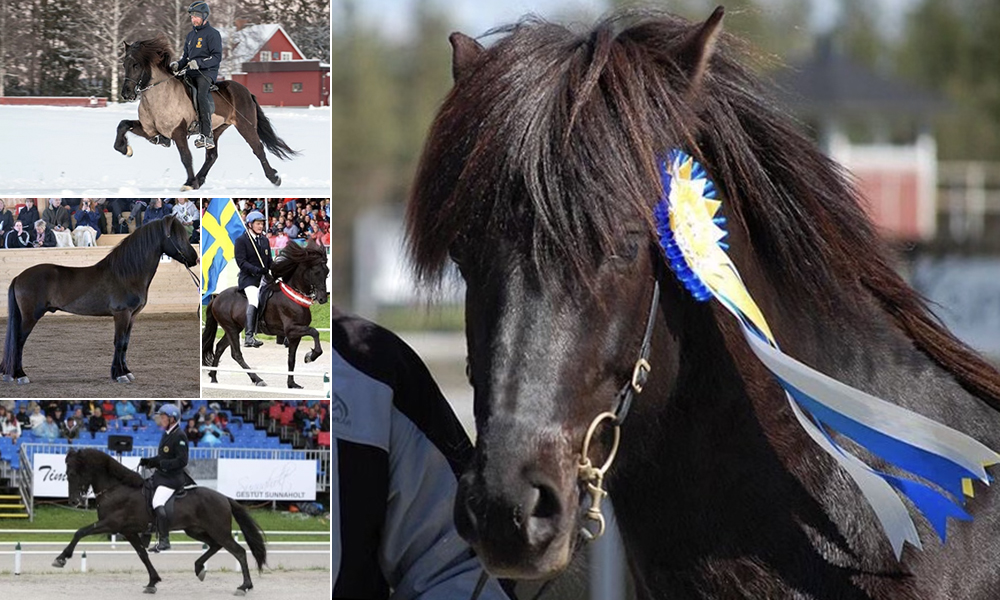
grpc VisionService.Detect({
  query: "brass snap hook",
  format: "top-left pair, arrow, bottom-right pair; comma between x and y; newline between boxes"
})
577,411 -> 620,541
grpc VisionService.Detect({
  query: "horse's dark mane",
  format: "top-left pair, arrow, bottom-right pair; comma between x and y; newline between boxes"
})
98,215 -> 180,279
129,36 -> 174,72
271,242 -> 326,281
406,11 -> 1000,406
73,448 -> 144,488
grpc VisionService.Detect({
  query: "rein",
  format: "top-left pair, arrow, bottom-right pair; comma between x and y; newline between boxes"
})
164,233 -> 201,289
124,73 -> 168,97
469,279 -> 660,600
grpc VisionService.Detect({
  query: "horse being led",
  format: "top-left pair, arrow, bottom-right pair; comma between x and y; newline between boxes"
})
57,449 -> 267,595
203,241 -> 329,388
116,37 -> 298,191
406,9 -> 1000,599
1,215 -> 198,384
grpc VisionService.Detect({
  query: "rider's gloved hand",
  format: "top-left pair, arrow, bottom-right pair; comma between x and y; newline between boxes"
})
139,457 -> 150,467
169,61 -> 179,72
187,60 -> 199,71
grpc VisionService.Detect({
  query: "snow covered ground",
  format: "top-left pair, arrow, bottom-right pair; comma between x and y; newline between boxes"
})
0,103 -> 331,196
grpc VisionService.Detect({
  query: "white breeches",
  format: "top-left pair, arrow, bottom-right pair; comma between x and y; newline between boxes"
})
245,285 -> 260,308
152,486 -> 174,509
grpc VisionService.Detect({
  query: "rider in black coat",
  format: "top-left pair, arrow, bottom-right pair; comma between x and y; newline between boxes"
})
234,211 -> 273,348
169,1 -> 222,149
139,404 -> 190,552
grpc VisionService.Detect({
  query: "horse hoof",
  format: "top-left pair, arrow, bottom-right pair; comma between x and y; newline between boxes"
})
289,383 -> 303,390
126,372 -> 136,381
234,590 -> 246,597
143,586 -> 157,594
304,354 -> 314,364
52,557 -> 67,568
180,185 -> 194,192
197,568 -> 206,581
126,145 -> 133,157
16,376 -> 29,385
254,381 -> 267,387
1,374 -> 12,382
271,175 -> 281,187
115,375 -> 131,383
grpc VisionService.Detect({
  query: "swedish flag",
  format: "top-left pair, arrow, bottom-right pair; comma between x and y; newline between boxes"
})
201,198 -> 246,304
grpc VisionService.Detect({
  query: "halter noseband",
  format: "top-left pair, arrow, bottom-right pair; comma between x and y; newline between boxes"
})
577,279 -> 659,540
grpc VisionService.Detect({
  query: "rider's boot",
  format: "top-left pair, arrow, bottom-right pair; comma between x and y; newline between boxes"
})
150,506 -> 171,552
194,132 -> 215,150
244,305 -> 263,348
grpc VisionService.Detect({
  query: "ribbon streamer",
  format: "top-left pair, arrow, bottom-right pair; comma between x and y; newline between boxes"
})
654,149 -> 999,558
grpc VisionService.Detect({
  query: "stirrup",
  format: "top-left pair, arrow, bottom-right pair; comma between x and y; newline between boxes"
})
194,134 -> 215,150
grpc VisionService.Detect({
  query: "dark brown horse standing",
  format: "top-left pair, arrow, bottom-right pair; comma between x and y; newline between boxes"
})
203,242 -> 329,388
115,37 -> 298,191
407,9 -> 1000,599
57,448 -> 267,595
1,216 -> 199,384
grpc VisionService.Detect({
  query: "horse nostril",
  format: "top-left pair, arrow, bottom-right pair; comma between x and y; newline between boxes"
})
524,481 -> 561,549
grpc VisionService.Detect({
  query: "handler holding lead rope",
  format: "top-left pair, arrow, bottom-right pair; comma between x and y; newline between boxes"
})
139,404 -> 191,553
235,210 -> 273,348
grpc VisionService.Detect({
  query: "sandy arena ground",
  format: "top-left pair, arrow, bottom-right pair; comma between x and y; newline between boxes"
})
0,313 -> 200,398
201,336 -> 330,399
4,541 -> 330,598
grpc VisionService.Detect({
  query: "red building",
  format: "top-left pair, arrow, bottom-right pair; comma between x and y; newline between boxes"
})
224,24 -> 330,107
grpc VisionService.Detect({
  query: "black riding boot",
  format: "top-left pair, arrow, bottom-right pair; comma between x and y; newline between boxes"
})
151,506 -> 171,552
244,305 -> 263,348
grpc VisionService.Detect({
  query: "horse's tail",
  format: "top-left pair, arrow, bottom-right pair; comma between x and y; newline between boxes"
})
2,280 -> 20,376
229,499 -> 267,572
202,295 -> 219,366
252,95 -> 299,160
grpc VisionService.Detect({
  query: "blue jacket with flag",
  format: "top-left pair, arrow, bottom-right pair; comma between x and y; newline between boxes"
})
179,21 -> 222,82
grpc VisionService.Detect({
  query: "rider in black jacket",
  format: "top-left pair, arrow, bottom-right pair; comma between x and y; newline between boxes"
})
169,1 -> 222,150
139,404 -> 190,552
234,211 -> 273,348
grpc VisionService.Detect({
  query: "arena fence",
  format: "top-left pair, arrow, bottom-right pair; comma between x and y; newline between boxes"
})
17,443 -> 330,522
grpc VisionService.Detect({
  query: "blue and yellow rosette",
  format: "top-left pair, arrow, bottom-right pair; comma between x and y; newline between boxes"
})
654,149 -> 999,558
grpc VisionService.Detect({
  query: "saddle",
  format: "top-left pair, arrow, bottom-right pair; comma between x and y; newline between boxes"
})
240,282 -> 276,334
180,76 -> 220,135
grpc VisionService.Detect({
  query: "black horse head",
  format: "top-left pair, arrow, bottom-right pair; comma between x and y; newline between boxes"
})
159,215 -> 200,267
406,8 -> 1000,589
64,449 -> 91,508
120,37 -> 173,102
272,242 -> 329,304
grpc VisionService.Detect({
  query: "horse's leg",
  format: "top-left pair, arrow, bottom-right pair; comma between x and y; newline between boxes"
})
285,336 -> 302,389
110,311 -> 130,383
184,528 -> 222,581
123,531 -> 162,593
11,307 -> 41,384
233,110 -> 281,186
121,314 -> 136,381
172,130 -> 199,191
218,534 -> 254,594
281,324 -> 323,388
209,336 -> 231,384
115,119 -> 158,157
194,124 -> 230,188
226,330 -> 265,386
53,519 -> 116,567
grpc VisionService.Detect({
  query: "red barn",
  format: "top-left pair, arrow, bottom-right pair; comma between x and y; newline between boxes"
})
223,24 -> 330,107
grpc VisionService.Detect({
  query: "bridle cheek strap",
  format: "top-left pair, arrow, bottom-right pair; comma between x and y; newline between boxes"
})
577,279 -> 659,541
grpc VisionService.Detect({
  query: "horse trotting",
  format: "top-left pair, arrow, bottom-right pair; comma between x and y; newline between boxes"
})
203,242 -> 329,388
115,37 -> 298,191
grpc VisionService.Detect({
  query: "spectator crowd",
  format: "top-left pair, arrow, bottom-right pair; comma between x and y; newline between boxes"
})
0,198 -> 202,249
224,198 -> 330,250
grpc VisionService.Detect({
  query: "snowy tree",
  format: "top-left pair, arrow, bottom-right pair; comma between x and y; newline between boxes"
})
71,0 -> 144,102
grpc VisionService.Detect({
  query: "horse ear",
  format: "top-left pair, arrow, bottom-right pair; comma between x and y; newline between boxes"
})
449,32 -> 484,83
674,6 -> 724,91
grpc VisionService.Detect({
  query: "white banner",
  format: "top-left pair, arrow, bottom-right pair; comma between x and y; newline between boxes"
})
34,453 -> 142,498
217,459 -> 316,501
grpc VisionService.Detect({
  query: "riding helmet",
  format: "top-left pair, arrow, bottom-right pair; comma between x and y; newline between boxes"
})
157,404 -> 181,419
246,211 -> 265,224
187,1 -> 210,19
